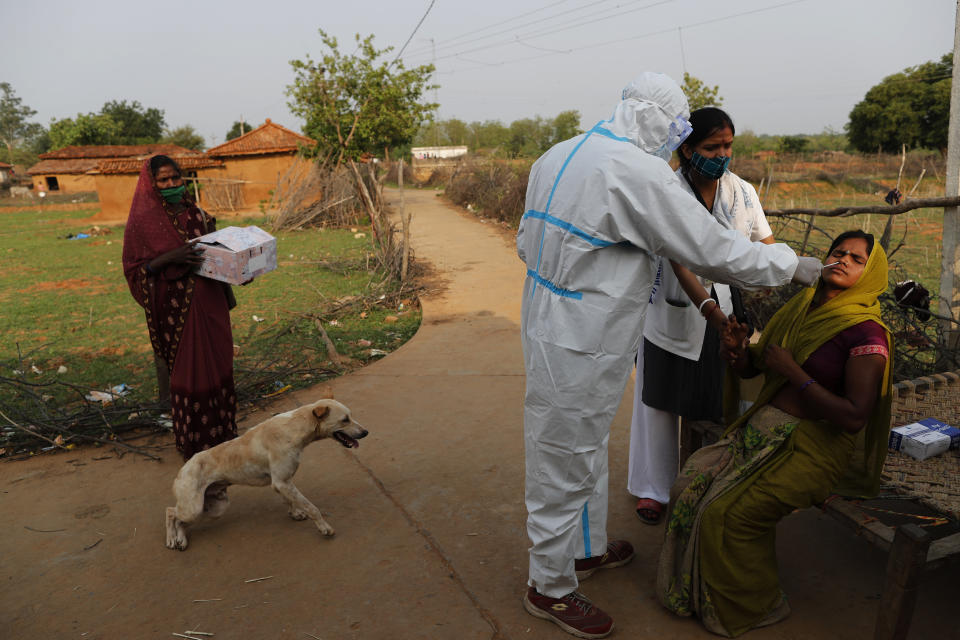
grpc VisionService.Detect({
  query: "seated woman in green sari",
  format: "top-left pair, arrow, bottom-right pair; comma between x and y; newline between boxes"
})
657,229 -> 892,637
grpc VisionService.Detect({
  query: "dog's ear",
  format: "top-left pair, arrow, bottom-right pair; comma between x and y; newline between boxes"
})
312,405 -> 331,421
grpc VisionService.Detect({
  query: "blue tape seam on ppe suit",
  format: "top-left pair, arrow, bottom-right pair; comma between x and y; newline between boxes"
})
527,122 -> 631,301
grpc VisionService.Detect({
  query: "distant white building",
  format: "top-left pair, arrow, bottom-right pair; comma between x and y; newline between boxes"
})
411,145 -> 468,161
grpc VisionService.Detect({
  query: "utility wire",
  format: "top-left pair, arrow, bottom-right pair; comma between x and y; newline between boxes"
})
391,0 -> 437,67
434,0 -> 809,72
404,0 -> 571,57
429,0 -> 670,63
404,0 -> 648,60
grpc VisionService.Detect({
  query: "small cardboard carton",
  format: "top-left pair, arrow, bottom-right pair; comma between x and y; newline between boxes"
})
194,226 -> 277,285
889,422 -> 952,461
911,417 -> 960,449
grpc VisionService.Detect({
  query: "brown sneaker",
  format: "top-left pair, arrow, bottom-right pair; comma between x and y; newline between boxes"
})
523,587 -> 614,639
574,540 -> 635,580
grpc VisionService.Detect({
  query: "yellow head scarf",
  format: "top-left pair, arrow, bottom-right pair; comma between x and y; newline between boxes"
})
725,241 -> 893,497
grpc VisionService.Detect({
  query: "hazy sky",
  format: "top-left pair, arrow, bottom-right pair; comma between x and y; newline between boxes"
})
2,0 -> 955,146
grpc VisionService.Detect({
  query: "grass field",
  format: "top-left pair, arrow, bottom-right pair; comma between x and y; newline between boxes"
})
0,206 -> 421,440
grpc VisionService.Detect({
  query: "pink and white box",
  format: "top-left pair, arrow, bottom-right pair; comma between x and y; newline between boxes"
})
194,225 -> 277,285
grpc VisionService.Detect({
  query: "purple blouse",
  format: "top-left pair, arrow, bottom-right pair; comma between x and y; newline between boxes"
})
800,320 -> 889,395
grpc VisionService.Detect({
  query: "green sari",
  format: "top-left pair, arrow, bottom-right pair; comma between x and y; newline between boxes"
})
657,245 -> 893,637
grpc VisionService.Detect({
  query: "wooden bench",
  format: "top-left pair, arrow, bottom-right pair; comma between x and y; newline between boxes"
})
678,370 -> 960,640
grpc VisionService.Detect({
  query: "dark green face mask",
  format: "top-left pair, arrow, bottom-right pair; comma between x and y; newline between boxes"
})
159,184 -> 186,203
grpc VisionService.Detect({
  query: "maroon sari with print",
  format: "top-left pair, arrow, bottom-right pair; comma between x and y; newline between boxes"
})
122,160 -> 237,460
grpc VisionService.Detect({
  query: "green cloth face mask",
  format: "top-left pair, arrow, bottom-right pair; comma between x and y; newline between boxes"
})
159,184 -> 186,203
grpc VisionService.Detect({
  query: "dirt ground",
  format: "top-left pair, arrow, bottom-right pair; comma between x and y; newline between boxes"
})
2,188 -> 957,639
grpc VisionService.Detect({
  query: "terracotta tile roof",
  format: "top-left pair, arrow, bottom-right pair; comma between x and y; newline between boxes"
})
27,158 -> 102,175
206,119 -> 315,157
0,161 -> 12,169
39,144 -> 204,160
95,156 -> 223,175
28,144 -> 214,175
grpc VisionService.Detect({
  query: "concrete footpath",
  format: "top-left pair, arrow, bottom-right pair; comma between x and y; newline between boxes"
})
2,188 -> 956,639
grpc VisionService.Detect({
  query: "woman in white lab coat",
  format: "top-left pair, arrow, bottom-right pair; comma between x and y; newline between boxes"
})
627,107 -> 775,524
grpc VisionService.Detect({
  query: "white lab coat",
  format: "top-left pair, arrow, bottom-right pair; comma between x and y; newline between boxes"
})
628,169 -> 774,505
517,75 -> 798,598
644,169 -> 774,360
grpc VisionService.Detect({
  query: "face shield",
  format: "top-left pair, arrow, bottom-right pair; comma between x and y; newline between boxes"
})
665,114 -> 693,151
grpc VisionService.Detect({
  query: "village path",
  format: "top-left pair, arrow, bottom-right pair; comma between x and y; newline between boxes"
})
2,188 -> 957,640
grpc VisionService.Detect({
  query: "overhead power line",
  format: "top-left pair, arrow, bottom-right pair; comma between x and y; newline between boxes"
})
404,0 -> 653,60
404,0 -> 572,57
391,0 -> 437,67
429,0 -> 811,74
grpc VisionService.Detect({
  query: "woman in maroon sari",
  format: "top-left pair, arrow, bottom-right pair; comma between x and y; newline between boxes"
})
122,155 -> 238,460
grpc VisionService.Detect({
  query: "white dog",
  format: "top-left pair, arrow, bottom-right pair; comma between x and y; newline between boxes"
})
165,398 -> 367,550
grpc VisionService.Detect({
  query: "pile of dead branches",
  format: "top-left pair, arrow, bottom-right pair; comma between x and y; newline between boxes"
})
269,160 -> 360,230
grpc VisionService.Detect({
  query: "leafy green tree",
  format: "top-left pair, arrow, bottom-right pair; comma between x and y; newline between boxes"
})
226,120 -> 253,140
161,125 -> 206,150
507,117 -> 551,157
444,118 -> 470,146
778,135 -> 809,153
551,110 -> 581,145
847,53 -> 951,152
286,30 -> 437,163
100,100 -> 165,144
470,120 -> 510,151
48,113 -> 122,149
682,72 -> 724,111
0,82 -> 45,163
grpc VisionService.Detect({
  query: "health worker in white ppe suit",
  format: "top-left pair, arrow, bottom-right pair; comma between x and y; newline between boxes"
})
517,72 -> 823,639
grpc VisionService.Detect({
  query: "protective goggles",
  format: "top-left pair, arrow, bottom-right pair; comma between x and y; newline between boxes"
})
665,115 -> 693,151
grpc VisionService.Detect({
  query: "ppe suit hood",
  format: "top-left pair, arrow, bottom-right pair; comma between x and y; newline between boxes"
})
606,72 -> 690,156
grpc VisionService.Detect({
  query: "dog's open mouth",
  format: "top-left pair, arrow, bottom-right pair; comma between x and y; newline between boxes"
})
333,430 -> 360,448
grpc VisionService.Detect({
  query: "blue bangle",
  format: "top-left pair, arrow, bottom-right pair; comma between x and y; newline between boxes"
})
799,378 -> 817,392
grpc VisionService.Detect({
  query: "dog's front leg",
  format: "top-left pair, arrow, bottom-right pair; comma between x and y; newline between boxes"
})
165,507 -> 189,550
271,481 -> 335,537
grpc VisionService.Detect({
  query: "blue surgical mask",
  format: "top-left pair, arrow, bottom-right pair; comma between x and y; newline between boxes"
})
689,151 -> 730,180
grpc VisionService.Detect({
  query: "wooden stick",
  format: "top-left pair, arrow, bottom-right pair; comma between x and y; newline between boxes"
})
313,319 -> 342,366
244,576 -> 273,583
764,195 -> 960,218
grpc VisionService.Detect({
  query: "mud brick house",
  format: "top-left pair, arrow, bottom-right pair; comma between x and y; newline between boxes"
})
92,153 -> 223,220
0,161 -> 12,187
204,119 -> 315,209
27,144 -> 204,194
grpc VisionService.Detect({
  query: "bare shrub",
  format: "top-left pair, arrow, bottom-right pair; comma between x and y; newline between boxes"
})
270,160 -> 362,230
445,157 -> 530,225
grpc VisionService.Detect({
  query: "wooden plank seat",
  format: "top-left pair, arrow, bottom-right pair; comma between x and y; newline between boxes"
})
676,370 -> 960,640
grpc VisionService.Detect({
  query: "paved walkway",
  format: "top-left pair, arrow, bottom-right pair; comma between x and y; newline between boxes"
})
2,188 -> 956,639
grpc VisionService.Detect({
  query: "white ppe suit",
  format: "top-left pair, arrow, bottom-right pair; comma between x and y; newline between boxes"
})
517,73 -> 800,598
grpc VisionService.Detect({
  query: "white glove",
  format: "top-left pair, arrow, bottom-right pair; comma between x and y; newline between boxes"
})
792,256 -> 822,287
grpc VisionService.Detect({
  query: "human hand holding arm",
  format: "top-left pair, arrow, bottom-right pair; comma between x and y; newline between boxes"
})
720,315 -> 758,376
